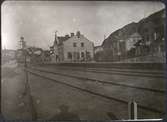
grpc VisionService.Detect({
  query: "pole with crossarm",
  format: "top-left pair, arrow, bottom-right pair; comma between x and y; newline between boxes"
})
21,37 -> 37,120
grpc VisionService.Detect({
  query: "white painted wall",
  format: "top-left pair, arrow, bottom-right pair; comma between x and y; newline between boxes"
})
63,35 -> 94,62
125,33 -> 142,51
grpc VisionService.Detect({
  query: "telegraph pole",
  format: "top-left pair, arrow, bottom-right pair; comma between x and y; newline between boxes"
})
20,36 -> 37,120
20,36 -> 26,49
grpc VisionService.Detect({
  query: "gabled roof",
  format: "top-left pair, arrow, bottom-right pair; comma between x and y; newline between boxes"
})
94,45 -> 102,49
57,36 -> 70,45
53,36 -> 70,46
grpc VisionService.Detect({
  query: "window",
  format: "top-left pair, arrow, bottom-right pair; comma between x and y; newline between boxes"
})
81,42 -> 84,47
67,52 -> 72,59
86,51 -> 91,60
154,32 -> 157,40
73,43 -> 77,47
81,52 -> 84,58
77,52 -> 80,60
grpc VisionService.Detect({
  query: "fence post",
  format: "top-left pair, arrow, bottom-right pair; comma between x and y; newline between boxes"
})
128,100 -> 137,120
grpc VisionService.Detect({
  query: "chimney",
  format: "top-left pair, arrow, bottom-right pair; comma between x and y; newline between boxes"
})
65,34 -> 69,38
54,31 -> 59,45
65,34 -> 70,40
76,31 -> 81,38
71,33 -> 74,37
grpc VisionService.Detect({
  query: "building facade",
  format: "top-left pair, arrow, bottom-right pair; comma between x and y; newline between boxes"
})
125,32 -> 142,51
51,31 -> 94,62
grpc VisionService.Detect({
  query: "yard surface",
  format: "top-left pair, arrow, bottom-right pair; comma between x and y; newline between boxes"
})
1,60 -> 165,120
27,65 -> 165,120
2,60 -> 33,120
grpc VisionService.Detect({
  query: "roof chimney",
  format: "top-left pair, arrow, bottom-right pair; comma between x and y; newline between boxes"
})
65,34 -> 70,40
71,33 -> 74,37
54,31 -> 59,45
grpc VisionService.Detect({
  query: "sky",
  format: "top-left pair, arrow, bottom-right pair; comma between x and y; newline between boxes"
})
1,1 -> 165,50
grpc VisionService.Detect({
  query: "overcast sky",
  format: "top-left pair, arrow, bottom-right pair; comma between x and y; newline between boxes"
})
2,1 -> 165,50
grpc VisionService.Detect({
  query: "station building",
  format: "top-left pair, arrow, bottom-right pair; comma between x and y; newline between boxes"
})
50,31 -> 94,62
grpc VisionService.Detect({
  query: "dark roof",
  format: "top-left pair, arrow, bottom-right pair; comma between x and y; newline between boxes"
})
94,46 -> 102,49
43,50 -> 51,56
57,36 -> 70,45
27,47 -> 43,51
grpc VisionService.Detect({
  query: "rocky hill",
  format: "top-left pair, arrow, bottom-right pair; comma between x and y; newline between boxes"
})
102,9 -> 165,49
102,22 -> 138,48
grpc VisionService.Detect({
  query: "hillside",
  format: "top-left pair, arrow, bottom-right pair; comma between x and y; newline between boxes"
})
102,9 -> 165,49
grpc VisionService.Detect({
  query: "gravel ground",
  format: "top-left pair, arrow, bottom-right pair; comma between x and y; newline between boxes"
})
2,60 -> 34,120
27,65 -> 165,120
1,61 -> 165,120
28,73 -> 124,120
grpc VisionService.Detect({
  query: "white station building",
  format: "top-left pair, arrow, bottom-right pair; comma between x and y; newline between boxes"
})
50,31 -> 94,62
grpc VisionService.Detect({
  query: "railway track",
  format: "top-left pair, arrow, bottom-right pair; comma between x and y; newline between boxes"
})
28,66 -> 165,94
46,66 -> 165,78
26,67 -> 165,115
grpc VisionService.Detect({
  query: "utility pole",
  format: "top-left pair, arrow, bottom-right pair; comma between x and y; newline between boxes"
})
20,36 -> 37,120
20,36 -> 26,49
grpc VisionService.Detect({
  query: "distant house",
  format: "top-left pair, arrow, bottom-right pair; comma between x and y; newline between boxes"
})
2,49 -> 16,64
125,32 -> 142,51
94,46 -> 103,54
41,50 -> 52,62
2,49 -> 16,58
51,31 -> 94,62
26,47 -> 43,64
94,46 -> 104,62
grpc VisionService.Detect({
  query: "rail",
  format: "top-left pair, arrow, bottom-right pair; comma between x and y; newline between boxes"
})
38,62 -> 165,70
45,66 -> 165,78
26,68 -> 165,115
28,67 -> 165,94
